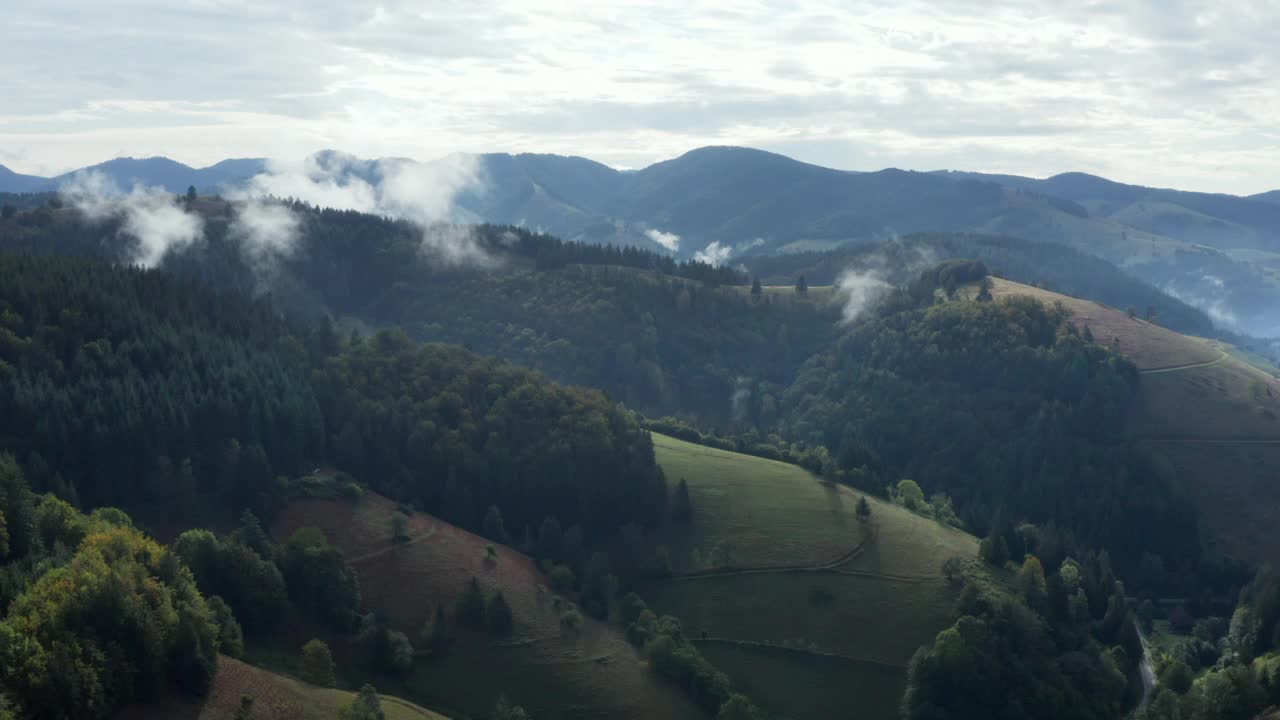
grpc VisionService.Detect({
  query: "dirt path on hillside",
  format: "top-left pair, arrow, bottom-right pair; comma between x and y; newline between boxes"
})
1138,351 -> 1229,374
694,636 -> 908,670
659,528 -> 941,585
346,525 -> 438,565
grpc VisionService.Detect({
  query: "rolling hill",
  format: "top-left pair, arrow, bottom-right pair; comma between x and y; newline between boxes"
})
118,656 -> 448,720
270,492 -> 704,720
640,433 -> 981,720
974,277 -> 1280,565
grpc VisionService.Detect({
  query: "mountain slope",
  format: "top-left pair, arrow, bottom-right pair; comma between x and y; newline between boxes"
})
1252,190 -> 1280,205
119,656 -> 449,720
977,277 -> 1280,565
640,433 -> 979,720
271,492 -> 705,720
0,164 -> 53,192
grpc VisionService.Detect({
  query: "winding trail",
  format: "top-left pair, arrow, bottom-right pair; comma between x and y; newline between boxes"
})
1138,350 -> 1229,375
346,525 -> 438,565
664,534 -> 872,581
1130,621 -> 1157,717
660,525 -> 940,585
694,636 -> 907,670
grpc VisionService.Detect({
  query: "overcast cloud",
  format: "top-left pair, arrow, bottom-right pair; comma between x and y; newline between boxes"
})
0,1 -> 1276,194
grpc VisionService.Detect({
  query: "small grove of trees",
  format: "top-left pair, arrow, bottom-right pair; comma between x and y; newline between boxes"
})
0,524 -> 223,719
889,479 -> 960,527
618,592 -> 766,718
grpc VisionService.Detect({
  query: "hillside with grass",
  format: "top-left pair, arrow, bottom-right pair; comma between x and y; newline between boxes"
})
969,276 -> 1280,565
119,656 -> 449,720
639,433 -> 979,720
271,492 -> 704,720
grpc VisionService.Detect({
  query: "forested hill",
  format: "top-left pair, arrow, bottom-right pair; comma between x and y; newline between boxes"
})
743,232 -> 1227,340
0,253 -> 666,538
777,263 -> 1200,585
0,202 -> 839,424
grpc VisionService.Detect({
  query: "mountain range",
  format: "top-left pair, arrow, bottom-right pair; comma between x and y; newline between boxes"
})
5,146 -> 1280,335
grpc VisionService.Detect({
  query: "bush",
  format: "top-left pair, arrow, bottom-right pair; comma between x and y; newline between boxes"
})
299,639 -> 336,687
339,684 -> 385,720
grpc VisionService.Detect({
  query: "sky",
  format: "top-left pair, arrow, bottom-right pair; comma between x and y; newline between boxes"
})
1,1 -> 1277,195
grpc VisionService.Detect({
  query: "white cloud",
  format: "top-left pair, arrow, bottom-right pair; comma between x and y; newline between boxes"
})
59,171 -> 203,268
230,198 -> 301,263
241,151 -> 487,264
694,238 -> 764,266
694,240 -> 732,265
1,1 -> 1277,194
645,228 -> 680,252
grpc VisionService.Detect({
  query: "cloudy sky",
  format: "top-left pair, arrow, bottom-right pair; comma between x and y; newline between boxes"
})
1,1 -> 1276,194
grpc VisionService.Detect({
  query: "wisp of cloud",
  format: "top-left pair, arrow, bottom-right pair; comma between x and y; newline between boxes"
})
60,171 -> 204,268
243,151 -> 487,265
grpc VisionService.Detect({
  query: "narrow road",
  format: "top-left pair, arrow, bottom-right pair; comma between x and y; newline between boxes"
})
1138,351 -> 1229,375
1130,621 -> 1157,717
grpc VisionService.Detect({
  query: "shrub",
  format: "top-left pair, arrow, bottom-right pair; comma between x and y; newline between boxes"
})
299,639 -> 336,687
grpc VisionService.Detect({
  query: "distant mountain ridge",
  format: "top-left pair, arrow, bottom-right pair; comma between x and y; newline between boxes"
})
0,156 -> 268,194
5,146 -> 1280,334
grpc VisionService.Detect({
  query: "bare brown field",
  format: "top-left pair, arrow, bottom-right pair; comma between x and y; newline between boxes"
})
1130,359 -> 1280,441
272,494 -> 703,720
983,277 -> 1219,370
118,656 -> 447,720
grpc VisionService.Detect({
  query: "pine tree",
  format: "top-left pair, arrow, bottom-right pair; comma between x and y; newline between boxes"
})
482,505 -> 510,545
538,516 -> 562,561
795,275 -> 808,294
456,577 -> 486,630
750,276 -> 762,296
487,591 -> 514,636
672,478 -> 692,524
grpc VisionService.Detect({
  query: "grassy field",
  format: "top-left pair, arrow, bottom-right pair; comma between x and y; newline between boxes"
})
643,433 -> 978,720
119,656 -> 447,720
699,642 -> 905,720
272,494 -> 703,720
967,278 -> 1280,566
728,284 -> 838,309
